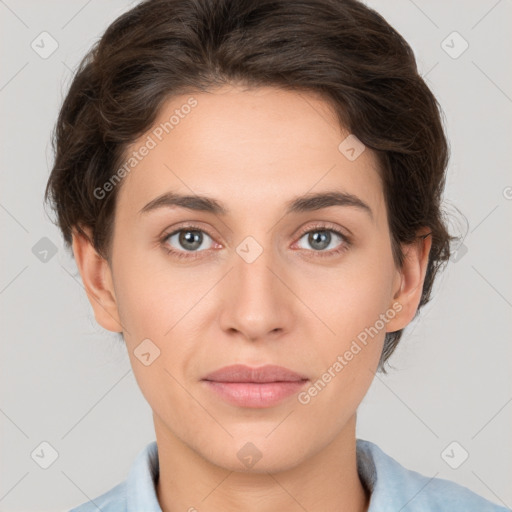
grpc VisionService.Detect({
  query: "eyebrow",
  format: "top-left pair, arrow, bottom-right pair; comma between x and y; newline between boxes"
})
138,190 -> 373,220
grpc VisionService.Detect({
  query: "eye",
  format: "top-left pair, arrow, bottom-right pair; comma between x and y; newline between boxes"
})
161,225 -> 215,259
294,224 -> 351,257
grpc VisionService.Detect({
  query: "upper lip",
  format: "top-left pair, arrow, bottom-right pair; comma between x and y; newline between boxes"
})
202,364 -> 309,383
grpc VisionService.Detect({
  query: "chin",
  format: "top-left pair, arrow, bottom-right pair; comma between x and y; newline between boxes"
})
197,435 -> 312,475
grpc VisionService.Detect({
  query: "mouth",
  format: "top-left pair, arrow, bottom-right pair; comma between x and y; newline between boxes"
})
201,364 -> 309,408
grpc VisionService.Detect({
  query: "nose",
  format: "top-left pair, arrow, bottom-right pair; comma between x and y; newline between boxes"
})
218,242 -> 294,342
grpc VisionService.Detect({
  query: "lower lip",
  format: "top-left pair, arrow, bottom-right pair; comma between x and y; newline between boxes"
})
202,380 -> 308,408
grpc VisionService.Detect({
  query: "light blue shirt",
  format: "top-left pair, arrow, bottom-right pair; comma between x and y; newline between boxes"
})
69,439 -> 508,511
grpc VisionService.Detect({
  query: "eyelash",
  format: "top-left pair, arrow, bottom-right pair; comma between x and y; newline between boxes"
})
160,222 -> 352,261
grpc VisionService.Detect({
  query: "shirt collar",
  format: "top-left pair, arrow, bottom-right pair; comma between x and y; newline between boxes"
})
126,440 -> 161,512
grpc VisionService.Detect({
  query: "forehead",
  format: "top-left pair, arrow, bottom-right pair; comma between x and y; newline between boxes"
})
116,85 -> 386,224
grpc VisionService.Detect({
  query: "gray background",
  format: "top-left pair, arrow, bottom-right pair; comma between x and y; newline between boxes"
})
1,1 -> 511,510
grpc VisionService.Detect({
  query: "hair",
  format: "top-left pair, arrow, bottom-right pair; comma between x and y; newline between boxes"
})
44,0 -> 456,370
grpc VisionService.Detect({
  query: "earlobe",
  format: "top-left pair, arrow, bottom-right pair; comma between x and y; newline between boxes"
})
71,227 -> 123,333
386,228 -> 432,333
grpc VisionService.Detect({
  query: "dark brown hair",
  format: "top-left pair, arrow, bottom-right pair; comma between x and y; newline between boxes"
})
45,0 -> 455,370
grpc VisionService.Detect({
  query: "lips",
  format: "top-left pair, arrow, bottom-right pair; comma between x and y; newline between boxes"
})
202,364 -> 308,383
201,364 -> 309,408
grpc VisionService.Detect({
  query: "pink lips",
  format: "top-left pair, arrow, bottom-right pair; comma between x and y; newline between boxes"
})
202,364 -> 309,408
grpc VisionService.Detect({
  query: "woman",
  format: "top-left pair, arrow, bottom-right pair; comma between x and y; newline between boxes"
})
45,0 -> 506,510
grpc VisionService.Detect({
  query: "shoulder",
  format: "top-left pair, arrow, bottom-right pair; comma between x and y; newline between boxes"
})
68,481 -> 127,512
357,439 -> 508,512
67,441 -> 160,512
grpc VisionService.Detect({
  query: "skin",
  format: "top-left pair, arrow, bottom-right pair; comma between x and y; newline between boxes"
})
72,84 -> 431,512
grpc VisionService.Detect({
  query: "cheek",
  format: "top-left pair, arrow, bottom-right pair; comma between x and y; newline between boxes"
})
301,243 -> 395,392
309,250 -> 395,341
112,256 -> 199,408
296,272 -> 391,427
112,244 -> 191,335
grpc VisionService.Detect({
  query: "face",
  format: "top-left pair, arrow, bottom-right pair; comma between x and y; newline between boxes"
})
76,84 -> 428,473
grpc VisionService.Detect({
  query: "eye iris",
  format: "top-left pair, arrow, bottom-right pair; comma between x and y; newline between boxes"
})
179,230 -> 202,251
309,230 -> 331,250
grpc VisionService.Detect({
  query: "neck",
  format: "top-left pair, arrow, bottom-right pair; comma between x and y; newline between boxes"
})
154,413 -> 369,512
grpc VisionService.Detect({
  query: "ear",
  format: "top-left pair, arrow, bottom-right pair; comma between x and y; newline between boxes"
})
385,227 -> 432,333
71,226 -> 123,333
